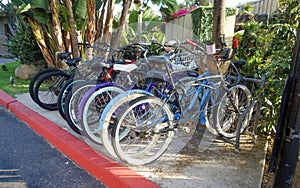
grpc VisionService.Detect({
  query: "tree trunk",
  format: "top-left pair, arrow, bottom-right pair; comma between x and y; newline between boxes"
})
102,0 -> 115,44
49,0 -> 65,52
212,0 -> 225,48
111,0 -> 133,50
86,0 -> 96,60
95,0 -> 108,41
63,0 -> 79,58
49,0 -> 66,67
28,18 -> 55,68
135,0 -> 143,41
63,30 -> 71,52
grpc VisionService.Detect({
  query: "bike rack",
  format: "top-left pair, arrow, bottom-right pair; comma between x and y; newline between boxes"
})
217,74 -> 267,151
235,74 -> 266,151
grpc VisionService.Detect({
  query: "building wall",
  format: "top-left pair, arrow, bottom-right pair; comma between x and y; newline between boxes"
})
0,16 -> 9,55
166,13 -> 236,46
238,0 -> 278,15
0,16 -> 8,35
166,14 -> 194,42
0,34 -> 9,56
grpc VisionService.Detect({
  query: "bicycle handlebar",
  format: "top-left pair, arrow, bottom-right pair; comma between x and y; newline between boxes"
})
185,39 -> 197,47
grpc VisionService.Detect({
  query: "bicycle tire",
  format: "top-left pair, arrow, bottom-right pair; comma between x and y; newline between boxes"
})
234,100 -> 257,150
111,95 -> 174,165
64,80 -> 98,134
34,71 -> 71,110
80,85 -> 125,144
215,84 -> 252,138
100,90 -> 154,158
57,78 -> 86,119
29,68 -> 60,103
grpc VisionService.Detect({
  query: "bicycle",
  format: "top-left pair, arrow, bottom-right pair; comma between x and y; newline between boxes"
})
62,42 -> 165,134
29,52 -> 74,103
32,42 -> 115,111
76,41 -> 199,146
104,40 -> 254,165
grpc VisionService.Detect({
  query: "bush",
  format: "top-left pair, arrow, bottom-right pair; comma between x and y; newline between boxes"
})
237,1 -> 299,134
7,17 -> 44,65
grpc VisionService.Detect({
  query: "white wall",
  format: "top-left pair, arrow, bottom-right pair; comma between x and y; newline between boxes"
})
166,12 -> 236,45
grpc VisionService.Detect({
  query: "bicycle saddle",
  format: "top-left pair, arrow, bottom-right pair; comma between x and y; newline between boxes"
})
65,58 -> 82,67
232,60 -> 246,69
56,52 -> 72,60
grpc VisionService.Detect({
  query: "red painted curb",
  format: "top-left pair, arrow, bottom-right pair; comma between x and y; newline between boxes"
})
0,90 -> 17,108
1,90 -> 158,188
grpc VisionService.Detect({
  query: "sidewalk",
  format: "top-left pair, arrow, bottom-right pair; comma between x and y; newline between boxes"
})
0,57 -> 16,64
0,90 -> 268,188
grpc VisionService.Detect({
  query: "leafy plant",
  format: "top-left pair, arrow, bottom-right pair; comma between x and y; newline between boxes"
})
191,6 -> 237,43
237,0 -> 299,134
7,17 -> 44,65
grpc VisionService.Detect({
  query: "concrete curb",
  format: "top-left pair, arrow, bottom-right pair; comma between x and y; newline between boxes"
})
0,89 -> 158,188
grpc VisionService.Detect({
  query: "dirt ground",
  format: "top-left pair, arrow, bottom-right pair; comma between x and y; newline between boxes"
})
128,133 -> 267,188
261,137 -> 300,188
294,162 -> 300,187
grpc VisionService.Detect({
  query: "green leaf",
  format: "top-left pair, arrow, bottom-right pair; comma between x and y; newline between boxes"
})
75,0 -> 87,19
32,9 -> 50,25
32,0 -> 49,9
19,3 -> 31,13
62,22 -> 70,32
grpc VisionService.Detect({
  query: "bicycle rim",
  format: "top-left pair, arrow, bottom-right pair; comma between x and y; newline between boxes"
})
112,96 -> 174,165
216,85 -> 252,138
81,86 -> 125,144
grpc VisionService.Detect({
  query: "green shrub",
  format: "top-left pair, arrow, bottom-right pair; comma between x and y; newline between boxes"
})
237,1 -> 299,134
7,17 -> 44,65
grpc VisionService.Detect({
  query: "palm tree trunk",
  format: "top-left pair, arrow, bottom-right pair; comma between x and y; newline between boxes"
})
49,0 -> 66,67
135,0 -> 143,41
212,0 -> 225,48
63,31 -> 71,52
138,4 -> 143,41
111,0 -> 133,50
102,0 -> 116,44
95,0 -> 108,40
86,0 -> 96,60
28,18 -> 55,68
49,0 -> 65,53
63,0 -> 79,58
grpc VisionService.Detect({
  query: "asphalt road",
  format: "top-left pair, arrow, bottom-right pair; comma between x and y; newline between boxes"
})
0,105 -> 106,188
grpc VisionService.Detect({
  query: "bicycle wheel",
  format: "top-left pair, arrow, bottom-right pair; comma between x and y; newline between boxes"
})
80,85 -> 125,144
100,90 -> 153,158
215,84 -> 252,138
57,78 -> 86,119
111,96 -> 174,165
34,71 -> 71,110
29,68 -> 59,102
64,81 -> 98,134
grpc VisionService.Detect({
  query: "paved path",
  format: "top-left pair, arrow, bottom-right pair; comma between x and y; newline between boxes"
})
0,89 -> 268,188
0,57 -> 16,64
0,106 -> 106,188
